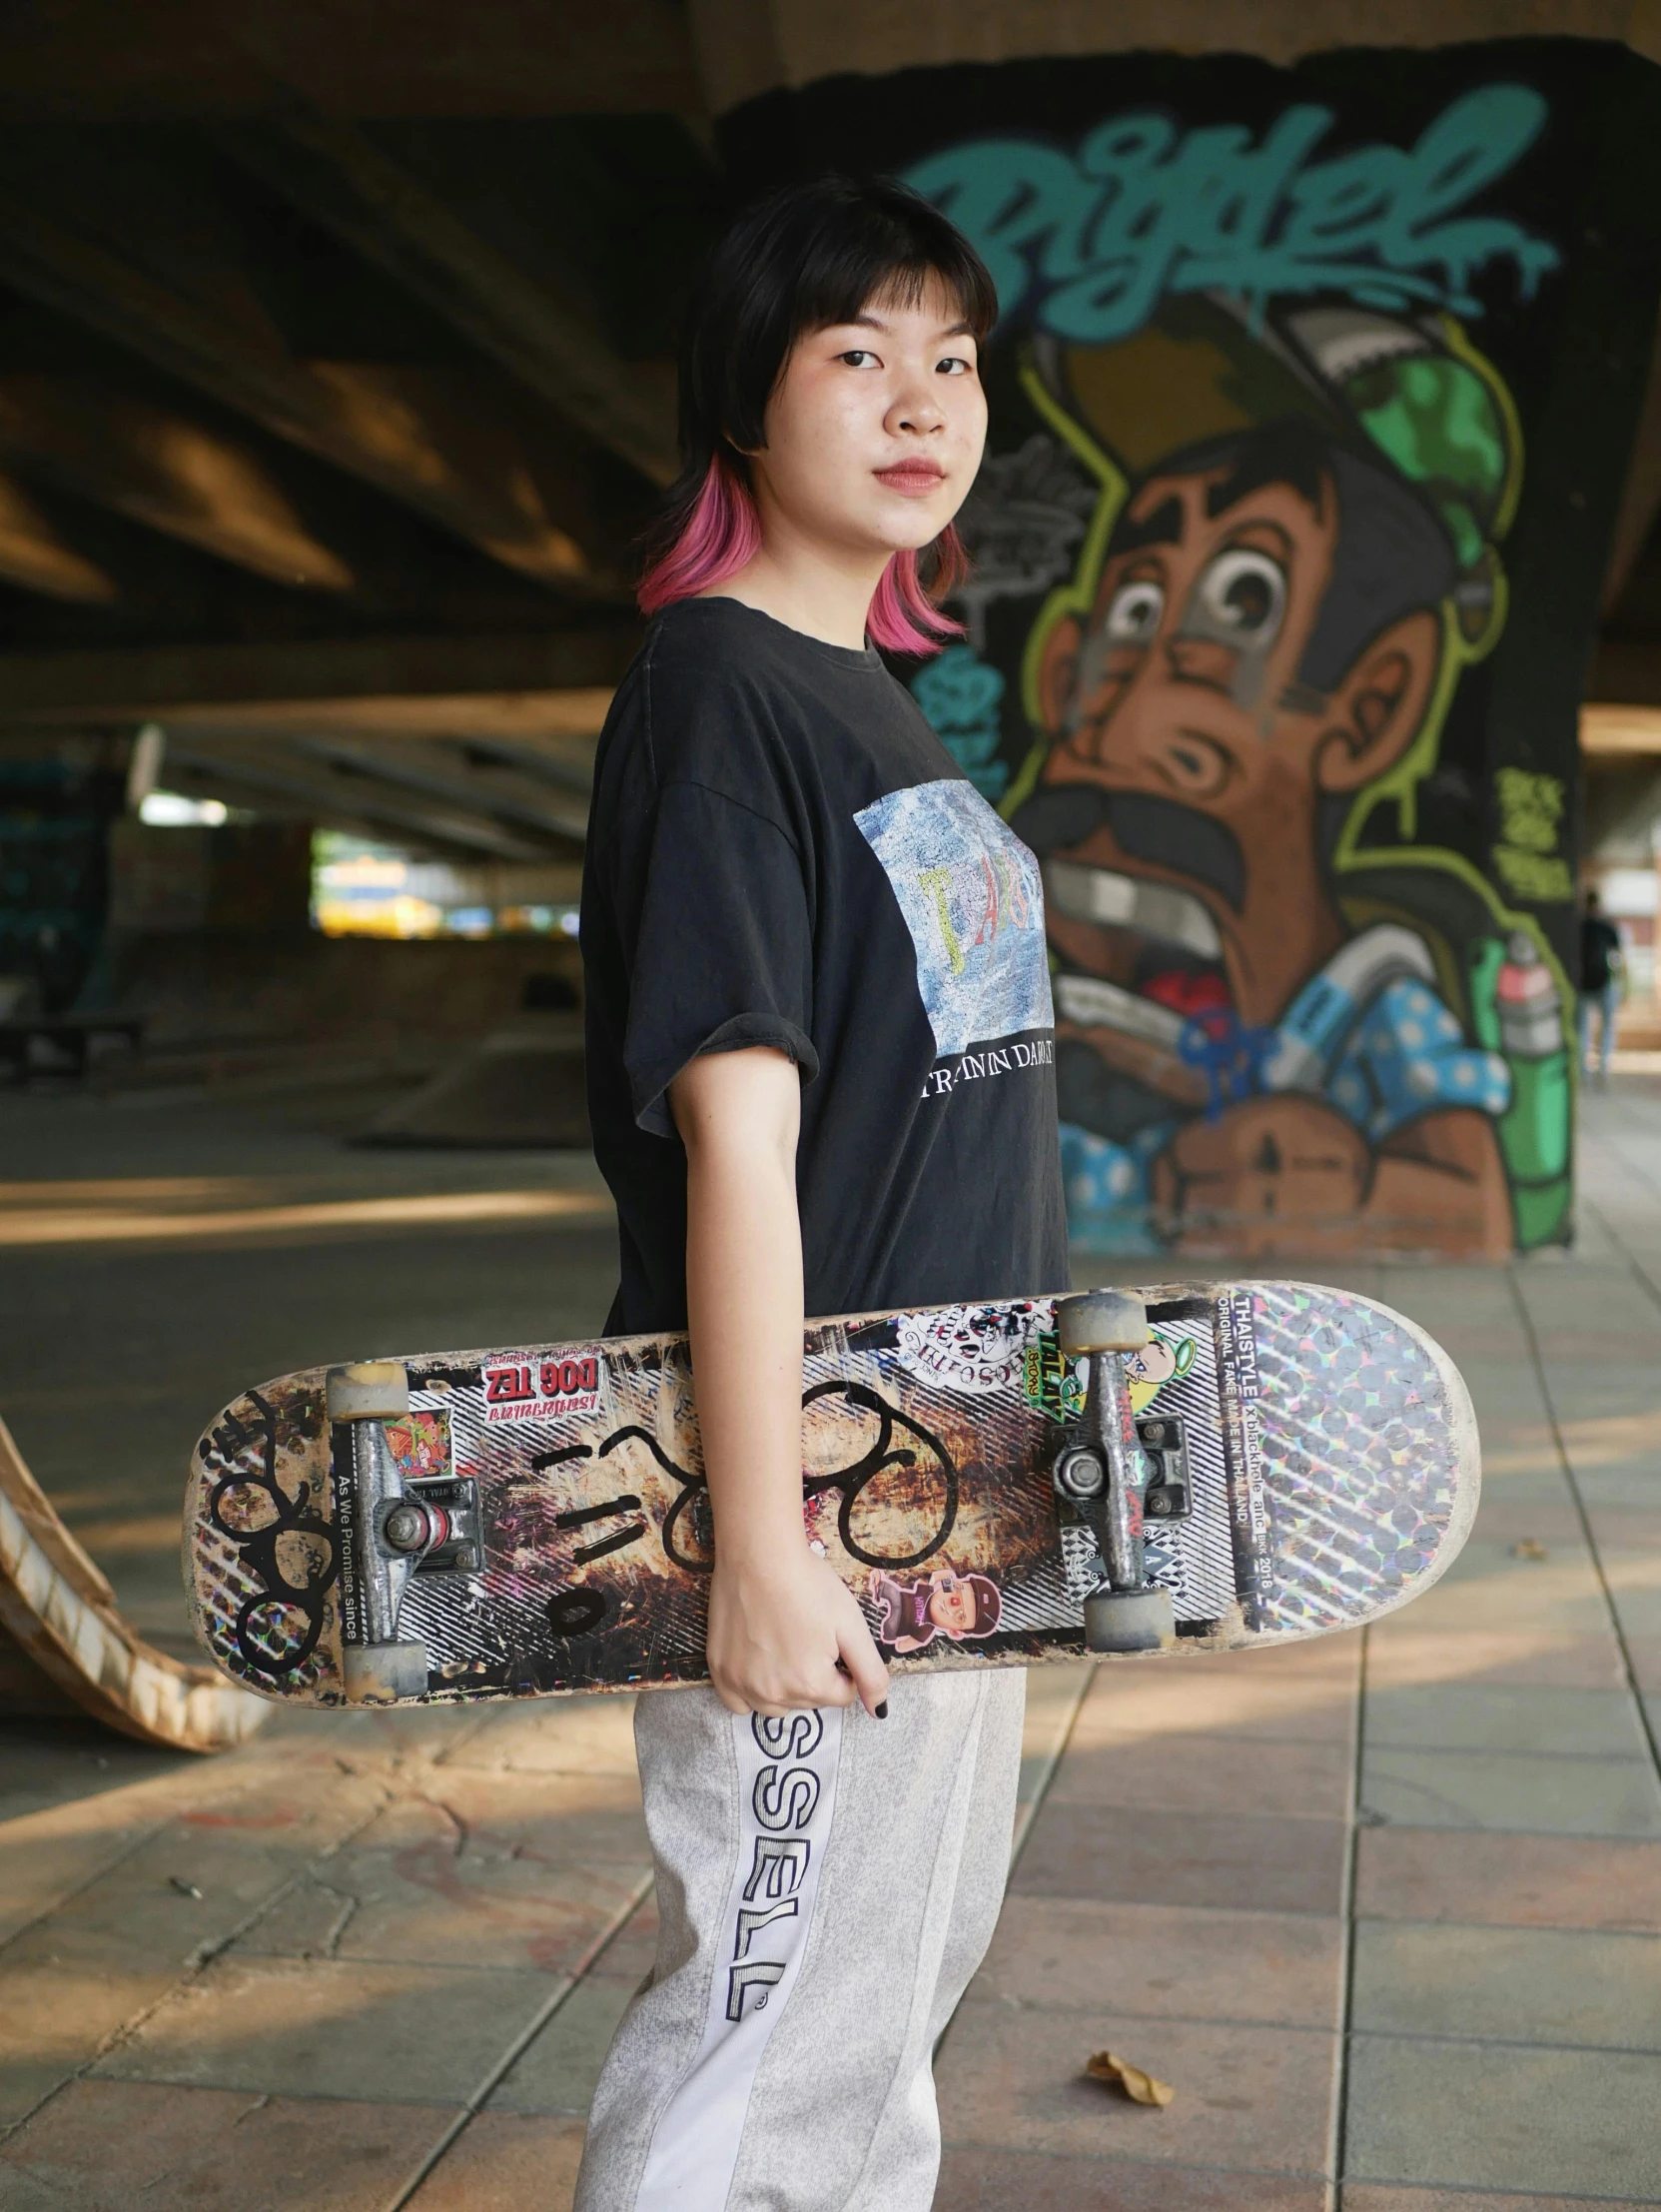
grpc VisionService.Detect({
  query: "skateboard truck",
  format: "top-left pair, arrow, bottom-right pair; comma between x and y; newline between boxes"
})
1052,1291 -> 1177,1655
1138,1417 -> 1192,1524
327,1362 -> 480,1703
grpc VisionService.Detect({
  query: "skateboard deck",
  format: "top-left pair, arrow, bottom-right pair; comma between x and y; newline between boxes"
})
183,1280 -> 1478,1709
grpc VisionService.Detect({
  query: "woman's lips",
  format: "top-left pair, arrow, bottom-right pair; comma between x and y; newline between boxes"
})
874,463 -> 945,497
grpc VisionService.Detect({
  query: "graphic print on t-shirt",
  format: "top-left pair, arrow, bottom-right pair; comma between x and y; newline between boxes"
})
854,780 -> 1053,1057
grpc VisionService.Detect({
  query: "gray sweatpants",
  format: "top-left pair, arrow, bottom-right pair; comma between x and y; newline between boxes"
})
573,1666 -> 1025,2212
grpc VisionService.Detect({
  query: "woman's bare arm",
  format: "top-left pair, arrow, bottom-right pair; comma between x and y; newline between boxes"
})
669,1046 -> 889,1717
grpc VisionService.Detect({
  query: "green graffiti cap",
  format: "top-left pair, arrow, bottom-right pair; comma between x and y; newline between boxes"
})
1039,295 -> 1516,585
1286,306 -> 1512,571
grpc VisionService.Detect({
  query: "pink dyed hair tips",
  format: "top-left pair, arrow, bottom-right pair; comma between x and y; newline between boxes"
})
637,453 -> 967,658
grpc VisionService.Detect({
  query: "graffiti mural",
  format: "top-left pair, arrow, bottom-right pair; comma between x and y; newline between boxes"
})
725,43 -> 1661,1257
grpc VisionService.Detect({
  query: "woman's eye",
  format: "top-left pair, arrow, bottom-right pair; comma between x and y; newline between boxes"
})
1193,548 -> 1286,644
1104,577 -> 1165,646
839,349 -> 880,368
936,355 -> 973,376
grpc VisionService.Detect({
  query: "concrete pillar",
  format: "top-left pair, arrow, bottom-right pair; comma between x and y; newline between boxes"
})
716,33 -> 1661,1257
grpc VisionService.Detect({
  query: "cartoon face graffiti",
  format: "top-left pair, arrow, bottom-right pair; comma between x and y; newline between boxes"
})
1033,425 -> 1446,1018
1008,312 -> 1524,1259
902,93 -> 1588,1261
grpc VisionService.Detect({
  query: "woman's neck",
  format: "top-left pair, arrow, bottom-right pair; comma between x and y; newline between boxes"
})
700,492 -> 889,651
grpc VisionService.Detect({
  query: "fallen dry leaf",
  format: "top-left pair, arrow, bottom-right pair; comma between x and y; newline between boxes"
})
1510,1539 -> 1549,1561
1086,2049 -> 1175,2107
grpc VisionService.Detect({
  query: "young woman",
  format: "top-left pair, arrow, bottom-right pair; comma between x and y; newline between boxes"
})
575,175 -> 1068,2212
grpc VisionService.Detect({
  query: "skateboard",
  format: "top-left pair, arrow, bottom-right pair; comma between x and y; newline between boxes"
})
182,1281 -> 1478,1709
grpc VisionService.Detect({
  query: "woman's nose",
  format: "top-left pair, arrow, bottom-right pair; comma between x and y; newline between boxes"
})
890,390 -> 944,435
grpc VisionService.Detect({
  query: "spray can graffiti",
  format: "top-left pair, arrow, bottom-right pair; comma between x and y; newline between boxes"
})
1486,931 -> 1572,1245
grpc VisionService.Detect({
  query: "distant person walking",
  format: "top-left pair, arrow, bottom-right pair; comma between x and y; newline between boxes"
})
1579,889 -> 1624,1082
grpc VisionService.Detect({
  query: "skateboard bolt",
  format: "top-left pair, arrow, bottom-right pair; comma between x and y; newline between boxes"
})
1054,1447 -> 1106,1502
1147,1493 -> 1173,1518
384,1504 -> 430,1553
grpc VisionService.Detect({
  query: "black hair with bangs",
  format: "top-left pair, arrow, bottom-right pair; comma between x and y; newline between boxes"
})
636,175 -> 996,641
684,172 -> 998,469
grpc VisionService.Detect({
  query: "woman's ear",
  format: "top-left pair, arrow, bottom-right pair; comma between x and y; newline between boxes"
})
1037,613 -> 1083,736
1314,608 -> 1440,794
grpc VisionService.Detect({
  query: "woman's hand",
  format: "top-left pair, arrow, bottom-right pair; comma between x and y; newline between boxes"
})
707,1544 -> 890,1718
671,1047 -> 889,1717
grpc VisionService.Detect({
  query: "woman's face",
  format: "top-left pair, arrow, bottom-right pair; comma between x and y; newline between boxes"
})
751,276 -> 987,560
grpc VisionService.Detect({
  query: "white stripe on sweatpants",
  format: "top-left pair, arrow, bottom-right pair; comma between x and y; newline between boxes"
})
633,1705 -> 843,2208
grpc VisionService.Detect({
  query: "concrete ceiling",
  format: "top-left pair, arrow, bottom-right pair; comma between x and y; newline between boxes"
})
0,60 -> 703,860
7,1 -> 1661,857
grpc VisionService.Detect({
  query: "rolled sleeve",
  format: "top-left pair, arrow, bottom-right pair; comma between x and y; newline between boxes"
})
622,780 -> 819,1138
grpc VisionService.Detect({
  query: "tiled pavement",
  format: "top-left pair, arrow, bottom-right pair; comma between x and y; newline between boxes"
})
1,1085 -> 1659,2207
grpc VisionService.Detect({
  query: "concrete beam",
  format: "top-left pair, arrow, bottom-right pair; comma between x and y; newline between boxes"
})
1583,701 -> 1661,755
0,1 -> 705,123
0,190 -> 611,592
0,627 -> 638,723
154,748 -> 460,858
689,1 -> 1661,111
161,736 -> 553,859
158,689 -> 613,741
217,104 -> 679,488
160,705 -> 600,808
0,471 -> 118,602
0,374 -> 355,590
5,0 -> 1659,130
248,730 -> 589,845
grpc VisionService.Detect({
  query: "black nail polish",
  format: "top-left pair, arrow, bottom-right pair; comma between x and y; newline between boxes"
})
874,1699 -> 889,1719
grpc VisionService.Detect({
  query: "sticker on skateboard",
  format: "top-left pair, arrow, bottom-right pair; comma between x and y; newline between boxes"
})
184,1280 -> 1478,1708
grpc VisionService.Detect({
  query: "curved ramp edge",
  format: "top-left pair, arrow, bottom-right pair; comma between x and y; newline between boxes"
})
0,1415 -> 270,1754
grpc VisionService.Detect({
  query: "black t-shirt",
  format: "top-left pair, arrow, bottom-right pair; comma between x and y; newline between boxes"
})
1581,914 -> 1622,992
581,596 -> 1069,1334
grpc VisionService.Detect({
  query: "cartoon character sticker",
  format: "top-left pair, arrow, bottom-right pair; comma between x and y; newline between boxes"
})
1022,1327 -> 1083,1423
868,1569 -> 1003,1652
385,1410 -> 450,1483
1023,1323 -> 1196,1420
1126,1333 -> 1197,1414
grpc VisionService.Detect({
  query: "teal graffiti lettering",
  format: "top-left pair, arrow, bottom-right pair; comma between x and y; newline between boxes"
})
905,85 -> 1558,342
911,644 -> 1009,799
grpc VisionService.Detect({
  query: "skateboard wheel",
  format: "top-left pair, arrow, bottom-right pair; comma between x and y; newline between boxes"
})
1084,1586 -> 1176,1654
1056,1290 -> 1150,1357
327,1362 -> 410,1420
343,1640 -> 429,1702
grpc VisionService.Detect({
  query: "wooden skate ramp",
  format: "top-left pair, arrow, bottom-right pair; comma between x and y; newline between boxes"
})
0,1416 -> 269,1753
